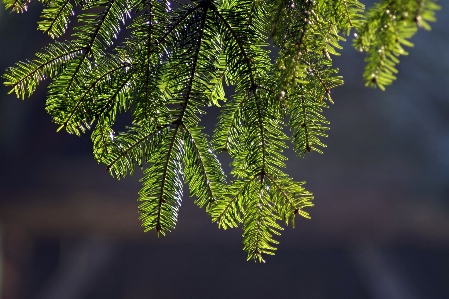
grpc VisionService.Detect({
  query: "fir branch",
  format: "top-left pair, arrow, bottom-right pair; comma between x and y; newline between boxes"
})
354,0 -> 440,89
243,183 -> 282,262
143,3 -> 155,120
3,41 -> 84,99
182,123 -> 226,208
38,0 -> 74,38
212,5 -> 268,173
2,0 -> 440,262
210,177 -> 255,229
138,126 -> 183,235
3,0 -> 31,13
154,125 -> 181,234
104,122 -> 174,176
55,61 -> 134,134
176,2 -> 208,123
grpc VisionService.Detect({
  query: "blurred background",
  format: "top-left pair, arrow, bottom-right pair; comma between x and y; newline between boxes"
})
1,1 -> 449,298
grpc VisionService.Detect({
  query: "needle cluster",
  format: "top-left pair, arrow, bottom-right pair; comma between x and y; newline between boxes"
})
2,0 -> 439,261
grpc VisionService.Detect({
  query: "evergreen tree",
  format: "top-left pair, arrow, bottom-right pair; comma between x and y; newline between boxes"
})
2,0 -> 440,262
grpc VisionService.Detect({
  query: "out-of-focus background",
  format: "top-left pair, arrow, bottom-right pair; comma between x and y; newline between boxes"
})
1,1 -> 449,298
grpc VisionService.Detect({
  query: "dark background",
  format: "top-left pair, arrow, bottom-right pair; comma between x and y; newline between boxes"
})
1,1 -> 449,298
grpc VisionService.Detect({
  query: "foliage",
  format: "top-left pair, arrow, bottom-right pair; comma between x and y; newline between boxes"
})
354,0 -> 440,90
2,0 -> 440,262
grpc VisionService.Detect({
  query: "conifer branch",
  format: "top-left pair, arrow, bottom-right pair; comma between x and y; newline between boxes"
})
343,0 -> 354,26
155,125 -> 180,233
39,0 -> 73,38
212,6 -> 267,173
59,62 -> 134,132
182,123 -> 225,208
211,176 -> 255,228
105,123 -> 173,172
4,42 -> 84,99
265,173 -> 296,211
143,3 -> 154,120
2,0 -> 440,262
65,0 -> 115,91
177,3 -> 208,123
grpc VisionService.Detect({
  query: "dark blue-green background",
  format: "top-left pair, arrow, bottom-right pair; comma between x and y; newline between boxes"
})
1,2 -> 449,298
